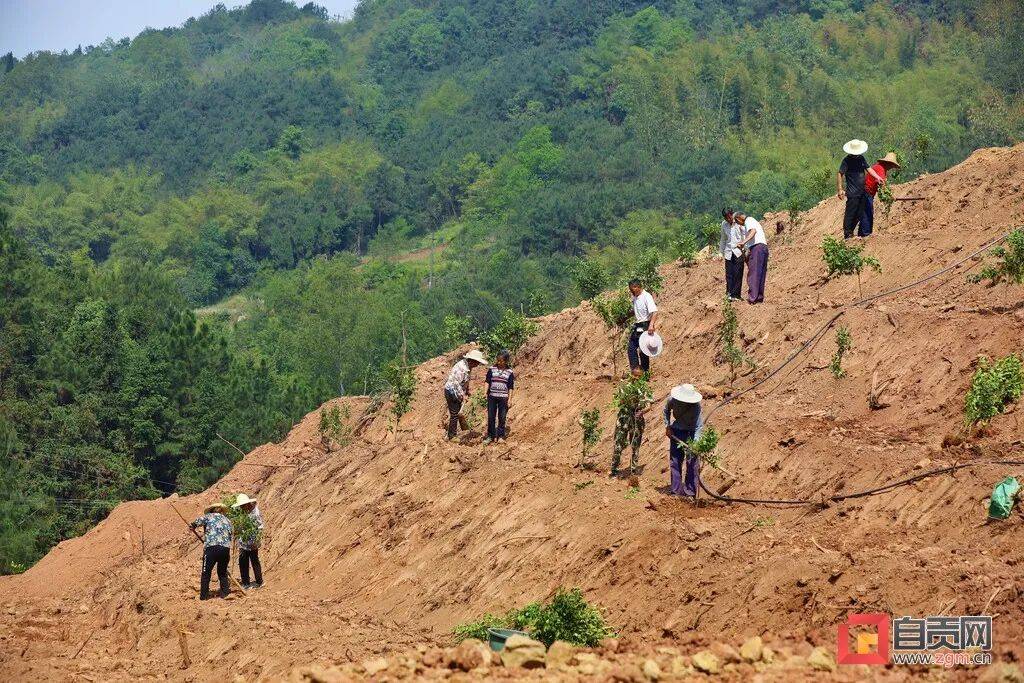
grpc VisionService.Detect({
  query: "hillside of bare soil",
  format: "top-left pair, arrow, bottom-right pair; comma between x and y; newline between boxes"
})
2,144 -> 1024,682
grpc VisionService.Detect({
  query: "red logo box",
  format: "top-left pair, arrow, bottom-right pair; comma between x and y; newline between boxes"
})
838,613 -> 890,665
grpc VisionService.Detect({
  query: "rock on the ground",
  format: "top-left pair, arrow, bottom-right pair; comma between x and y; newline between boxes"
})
546,640 -> 576,668
807,647 -> 836,672
692,650 -> 720,674
642,658 -> 662,680
604,664 -> 646,682
288,665 -> 353,683
500,634 -> 546,669
740,636 -> 764,663
575,652 -> 610,676
761,646 -> 776,664
451,638 -> 491,672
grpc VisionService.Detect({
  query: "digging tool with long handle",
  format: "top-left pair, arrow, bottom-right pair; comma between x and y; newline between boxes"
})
170,503 -> 247,596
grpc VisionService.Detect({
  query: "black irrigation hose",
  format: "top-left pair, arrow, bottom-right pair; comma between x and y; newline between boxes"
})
696,227 -> 1018,506
699,460 -> 1024,507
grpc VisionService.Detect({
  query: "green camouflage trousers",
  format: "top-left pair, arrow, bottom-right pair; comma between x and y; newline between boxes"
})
611,409 -> 644,473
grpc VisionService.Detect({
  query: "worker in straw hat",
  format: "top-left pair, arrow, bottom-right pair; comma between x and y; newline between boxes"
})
443,349 -> 487,439
232,493 -> 265,589
663,383 -> 704,498
837,139 -> 874,239
189,503 -> 234,600
861,152 -> 901,237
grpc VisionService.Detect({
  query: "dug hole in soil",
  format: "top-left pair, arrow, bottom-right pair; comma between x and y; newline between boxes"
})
2,144 -> 1024,682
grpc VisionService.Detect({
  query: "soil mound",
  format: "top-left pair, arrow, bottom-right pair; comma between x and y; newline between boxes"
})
2,146 -> 1024,681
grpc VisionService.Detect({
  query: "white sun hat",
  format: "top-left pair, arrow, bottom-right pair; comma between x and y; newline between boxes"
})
640,331 -> 663,357
843,139 -> 868,156
670,384 -> 702,404
232,493 -> 256,508
463,349 -> 487,364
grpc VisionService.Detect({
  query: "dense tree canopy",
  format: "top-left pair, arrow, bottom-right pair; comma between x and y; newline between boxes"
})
1,0 -> 1022,570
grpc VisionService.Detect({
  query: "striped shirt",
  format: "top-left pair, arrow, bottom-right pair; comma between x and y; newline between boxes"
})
486,367 -> 515,399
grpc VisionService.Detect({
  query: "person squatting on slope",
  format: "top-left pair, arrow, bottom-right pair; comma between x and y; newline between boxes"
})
837,139 -> 885,239
611,374 -> 653,478
861,152 -> 901,236
734,212 -> 769,304
190,503 -> 233,600
627,279 -> 659,377
719,207 -> 745,301
664,383 -> 704,498
443,349 -> 487,439
233,493 -> 264,589
484,349 -> 515,444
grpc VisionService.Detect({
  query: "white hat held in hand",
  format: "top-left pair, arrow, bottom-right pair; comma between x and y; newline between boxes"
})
640,331 -> 663,357
843,139 -> 868,155
670,383 -> 702,403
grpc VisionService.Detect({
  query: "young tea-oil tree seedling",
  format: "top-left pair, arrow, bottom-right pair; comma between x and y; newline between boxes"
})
593,290 -> 633,377
821,236 -> 881,296
829,326 -> 852,379
964,354 -> 1023,426
677,232 -> 698,267
691,425 -> 721,469
383,360 -> 417,430
718,296 -> 755,382
578,407 -> 603,468
570,258 -> 611,300
968,228 -> 1024,286
479,308 -> 539,361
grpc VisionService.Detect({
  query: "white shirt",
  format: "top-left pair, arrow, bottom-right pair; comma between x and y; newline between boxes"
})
719,220 -> 744,259
632,289 -> 657,323
740,216 -> 767,247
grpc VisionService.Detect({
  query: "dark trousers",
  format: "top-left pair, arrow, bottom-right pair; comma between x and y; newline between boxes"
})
843,193 -> 869,238
486,396 -> 509,439
746,243 -> 769,304
627,321 -> 650,373
445,389 -> 465,438
725,257 -> 744,299
239,547 -> 262,586
200,545 -> 230,599
861,194 -> 875,237
668,426 -> 700,497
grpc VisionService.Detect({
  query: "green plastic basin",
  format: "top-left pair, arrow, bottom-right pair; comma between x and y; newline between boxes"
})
487,627 -> 530,652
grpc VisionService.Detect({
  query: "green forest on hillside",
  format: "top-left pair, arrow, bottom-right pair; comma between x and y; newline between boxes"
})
2,0 -> 1023,571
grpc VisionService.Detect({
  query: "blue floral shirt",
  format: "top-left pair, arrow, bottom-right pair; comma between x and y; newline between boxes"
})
239,506 -> 265,551
191,513 -> 233,548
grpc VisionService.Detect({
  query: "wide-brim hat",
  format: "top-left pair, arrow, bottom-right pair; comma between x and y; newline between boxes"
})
670,384 -> 702,403
843,139 -> 868,156
232,493 -> 256,508
463,349 -> 487,364
877,152 -> 901,169
640,331 -> 664,358
205,503 -> 229,514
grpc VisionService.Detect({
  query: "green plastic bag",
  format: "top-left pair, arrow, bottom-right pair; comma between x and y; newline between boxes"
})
988,477 -> 1020,520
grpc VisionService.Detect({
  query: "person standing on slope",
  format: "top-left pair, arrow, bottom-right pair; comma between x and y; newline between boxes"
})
627,279 -> 659,377
232,493 -> 265,589
719,207 -> 744,301
734,212 -> 769,304
664,383 -> 704,498
190,503 -> 234,600
837,139 -> 877,239
444,349 -> 486,439
861,152 -> 901,237
484,349 -> 515,444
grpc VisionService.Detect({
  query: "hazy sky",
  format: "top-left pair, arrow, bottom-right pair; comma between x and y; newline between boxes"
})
0,0 -> 361,58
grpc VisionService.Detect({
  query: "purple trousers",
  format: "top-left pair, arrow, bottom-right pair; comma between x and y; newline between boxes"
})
669,426 -> 700,497
746,243 -> 768,304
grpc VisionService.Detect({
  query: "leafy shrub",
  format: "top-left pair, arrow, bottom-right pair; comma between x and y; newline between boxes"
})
624,248 -> 663,294
593,290 -> 632,330
454,588 -> 613,647
964,354 -> 1023,426
718,296 -> 754,379
699,218 -> 720,250
479,309 -> 539,361
676,232 -> 698,266
821,236 -> 882,278
969,229 -> 1024,286
571,258 -> 611,300
443,314 -> 475,348
220,494 -> 260,548
613,373 -> 652,412
318,404 -> 352,445
578,407 -> 603,468
829,326 -> 852,379
382,360 -> 417,426
464,388 -> 487,430
690,425 -> 720,468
